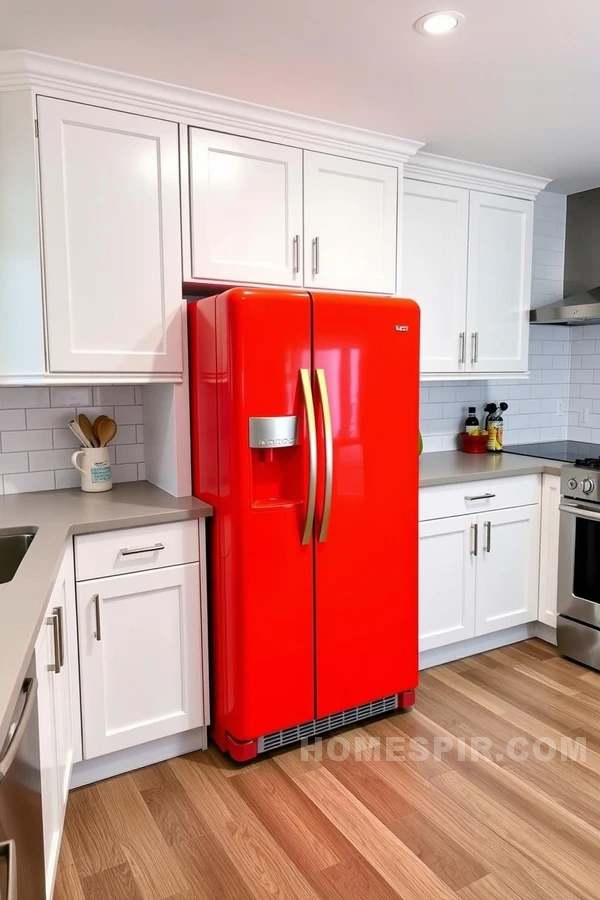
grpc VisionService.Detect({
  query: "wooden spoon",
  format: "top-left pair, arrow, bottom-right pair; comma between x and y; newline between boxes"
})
97,417 -> 117,447
93,415 -> 108,445
78,413 -> 98,448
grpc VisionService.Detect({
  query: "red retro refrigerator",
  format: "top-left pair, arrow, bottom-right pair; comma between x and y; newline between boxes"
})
188,288 -> 420,760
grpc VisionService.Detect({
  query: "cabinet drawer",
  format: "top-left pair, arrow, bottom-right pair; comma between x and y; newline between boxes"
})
419,475 -> 540,522
75,520 -> 199,581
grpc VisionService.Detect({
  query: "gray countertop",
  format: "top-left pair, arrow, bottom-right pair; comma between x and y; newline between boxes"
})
419,450 -> 564,486
0,482 -> 212,744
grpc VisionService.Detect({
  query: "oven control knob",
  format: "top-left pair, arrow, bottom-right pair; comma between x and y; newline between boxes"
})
582,478 -> 595,495
567,478 -> 578,490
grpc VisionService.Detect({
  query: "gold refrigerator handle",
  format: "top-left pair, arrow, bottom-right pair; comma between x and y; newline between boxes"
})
300,369 -> 317,545
316,368 -> 333,542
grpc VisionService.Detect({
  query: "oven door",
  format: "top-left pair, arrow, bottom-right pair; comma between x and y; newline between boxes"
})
559,498 -> 600,627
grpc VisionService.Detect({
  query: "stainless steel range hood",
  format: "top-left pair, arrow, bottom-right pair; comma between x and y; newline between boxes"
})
530,287 -> 600,325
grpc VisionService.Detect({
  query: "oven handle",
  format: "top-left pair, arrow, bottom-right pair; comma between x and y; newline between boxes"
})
0,840 -> 16,900
559,503 -> 600,522
0,677 -> 37,782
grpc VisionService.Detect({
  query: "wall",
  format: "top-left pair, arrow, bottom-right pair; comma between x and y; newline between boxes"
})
0,385 -> 144,494
420,190 -> 569,452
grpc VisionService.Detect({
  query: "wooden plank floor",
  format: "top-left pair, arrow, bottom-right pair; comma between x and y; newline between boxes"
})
55,639 -> 600,900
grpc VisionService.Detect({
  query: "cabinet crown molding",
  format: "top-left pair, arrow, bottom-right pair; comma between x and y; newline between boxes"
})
405,151 -> 551,199
0,50 -> 424,166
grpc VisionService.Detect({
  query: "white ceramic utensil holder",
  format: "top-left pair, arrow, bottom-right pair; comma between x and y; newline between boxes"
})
71,446 -> 113,492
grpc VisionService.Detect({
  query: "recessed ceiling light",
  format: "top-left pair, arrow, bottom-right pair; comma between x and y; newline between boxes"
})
414,10 -> 464,35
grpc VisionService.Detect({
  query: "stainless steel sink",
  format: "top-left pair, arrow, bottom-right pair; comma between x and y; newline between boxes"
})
0,532 -> 36,584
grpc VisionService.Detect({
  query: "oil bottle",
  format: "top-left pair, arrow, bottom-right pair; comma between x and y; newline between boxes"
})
484,402 -> 508,452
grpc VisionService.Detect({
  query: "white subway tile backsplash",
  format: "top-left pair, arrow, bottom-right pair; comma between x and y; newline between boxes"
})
115,443 -> 144,464
1,430 -> 53,453
26,407 -> 76,430
0,384 -> 146,493
55,469 -> 80,490
28,449 -> 75,472
3,471 -> 55,494
0,388 -> 50,410
0,453 -> 29,475
0,410 -> 26,431
115,405 -> 144,425
93,385 -> 136,406
50,386 -> 93,407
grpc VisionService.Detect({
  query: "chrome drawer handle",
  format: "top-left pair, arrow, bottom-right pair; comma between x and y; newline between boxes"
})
471,523 -> 478,557
119,543 -> 165,556
93,594 -> 102,642
0,840 -> 16,900
0,678 -> 37,781
484,520 -> 492,553
465,493 -> 496,501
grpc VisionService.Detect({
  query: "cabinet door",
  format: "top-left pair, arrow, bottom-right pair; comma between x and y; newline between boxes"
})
419,516 -> 476,651
36,609 -> 61,899
37,97 -> 183,375
304,151 -> 397,294
402,180 -> 469,374
77,563 -> 203,759
466,191 -> 533,374
36,547 -> 78,900
475,505 -> 540,635
188,129 -> 303,285
538,474 -> 560,629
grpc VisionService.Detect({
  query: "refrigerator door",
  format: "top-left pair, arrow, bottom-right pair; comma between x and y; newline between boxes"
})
312,292 -> 420,717
193,288 -> 315,748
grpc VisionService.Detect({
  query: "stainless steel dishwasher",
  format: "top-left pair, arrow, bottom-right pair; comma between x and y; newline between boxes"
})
0,663 -> 45,900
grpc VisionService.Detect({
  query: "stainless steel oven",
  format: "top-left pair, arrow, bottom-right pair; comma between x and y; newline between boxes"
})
558,461 -> 600,668
0,663 -> 45,900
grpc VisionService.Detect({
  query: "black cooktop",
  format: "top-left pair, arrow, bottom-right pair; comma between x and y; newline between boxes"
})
503,441 -> 600,463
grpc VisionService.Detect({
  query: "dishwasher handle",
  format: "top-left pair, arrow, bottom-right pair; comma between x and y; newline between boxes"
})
0,677 -> 37,782
0,840 -> 16,900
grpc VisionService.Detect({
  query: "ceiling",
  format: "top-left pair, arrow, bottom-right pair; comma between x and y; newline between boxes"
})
1,0 -> 598,194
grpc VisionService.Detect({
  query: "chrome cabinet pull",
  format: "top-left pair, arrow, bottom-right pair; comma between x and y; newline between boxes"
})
0,678 -> 37,781
51,613 -> 61,675
0,840 -> 16,900
465,493 -> 496,501
53,605 -> 65,669
316,368 -> 333,543
471,523 -> 478,557
120,543 -> 165,557
300,369 -> 317,545
312,237 -> 319,276
292,234 -> 300,274
93,594 -> 102,642
484,520 -> 492,553
471,332 -> 479,364
459,332 -> 466,365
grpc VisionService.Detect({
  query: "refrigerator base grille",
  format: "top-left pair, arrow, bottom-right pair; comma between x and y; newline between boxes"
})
258,694 -> 399,754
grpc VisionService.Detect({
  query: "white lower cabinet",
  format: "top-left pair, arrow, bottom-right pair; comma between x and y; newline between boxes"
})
35,547 -> 78,900
76,562 -> 204,759
475,505 -> 540,635
419,516 -> 476,651
419,481 -> 541,652
538,474 -> 561,629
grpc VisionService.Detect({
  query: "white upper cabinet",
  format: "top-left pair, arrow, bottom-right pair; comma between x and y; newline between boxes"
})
303,151 -> 398,294
186,137 -> 399,295
402,181 -> 469,373
188,130 -> 303,286
403,158 -> 543,379
467,192 -> 532,374
37,97 -> 183,376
